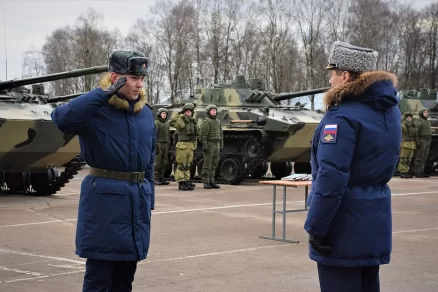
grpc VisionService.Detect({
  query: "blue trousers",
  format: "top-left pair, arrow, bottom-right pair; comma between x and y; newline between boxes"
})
317,263 -> 380,292
83,259 -> 138,292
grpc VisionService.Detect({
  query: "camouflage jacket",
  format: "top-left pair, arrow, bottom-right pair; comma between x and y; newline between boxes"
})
169,113 -> 198,142
401,121 -> 417,142
154,118 -> 170,143
199,115 -> 223,148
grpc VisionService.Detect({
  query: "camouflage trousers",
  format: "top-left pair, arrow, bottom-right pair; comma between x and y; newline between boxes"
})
398,147 -> 414,174
202,142 -> 220,183
413,138 -> 431,175
174,142 -> 195,182
154,142 -> 169,180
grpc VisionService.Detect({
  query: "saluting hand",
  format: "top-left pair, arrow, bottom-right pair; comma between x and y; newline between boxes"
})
103,77 -> 127,97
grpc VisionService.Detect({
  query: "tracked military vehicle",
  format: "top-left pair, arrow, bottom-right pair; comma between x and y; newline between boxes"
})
0,66 -> 108,195
398,88 -> 438,174
153,76 -> 329,184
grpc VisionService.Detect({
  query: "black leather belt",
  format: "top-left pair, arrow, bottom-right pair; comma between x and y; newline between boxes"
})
89,167 -> 145,182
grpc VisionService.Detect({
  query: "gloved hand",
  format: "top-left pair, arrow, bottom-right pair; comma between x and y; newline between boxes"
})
309,235 -> 331,256
103,77 -> 127,97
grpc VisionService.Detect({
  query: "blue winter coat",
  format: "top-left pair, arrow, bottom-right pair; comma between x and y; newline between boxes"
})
51,74 -> 156,262
304,71 -> 401,267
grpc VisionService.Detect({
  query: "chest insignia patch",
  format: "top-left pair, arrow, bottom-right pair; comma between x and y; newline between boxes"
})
321,124 -> 337,144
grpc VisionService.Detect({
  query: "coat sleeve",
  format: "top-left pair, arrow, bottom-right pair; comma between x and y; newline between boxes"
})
50,88 -> 109,136
146,121 -> 157,210
304,115 -> 357,238
220,121 -> 224,149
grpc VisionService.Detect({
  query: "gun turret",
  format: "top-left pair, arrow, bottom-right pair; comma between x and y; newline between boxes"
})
273,87 -> 330,102
0,65 -> 108,91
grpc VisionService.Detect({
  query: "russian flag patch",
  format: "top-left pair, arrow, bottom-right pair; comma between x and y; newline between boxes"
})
321,124 -> 337,144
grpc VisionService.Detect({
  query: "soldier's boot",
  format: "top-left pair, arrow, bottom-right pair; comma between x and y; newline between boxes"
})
422,173 -> 430,178
155,178 -> 165,185
160,178 -> 170,185
210,182 -> 220,189
400,173 -> 412,178
184,181 -> 194,190
414,173 -> 425,178
179,181 -> 189,191
188,181 -> 196,188
204,183 -> 212,189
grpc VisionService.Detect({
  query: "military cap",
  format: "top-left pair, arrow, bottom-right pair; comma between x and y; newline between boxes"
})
404,112 -> 413,118
419,108 -> 429,115
181,103 -> 195,112
157,108 -> 168,116
109,51 -> 149,75
326,41 -> 378,73
206,104 -> 217,112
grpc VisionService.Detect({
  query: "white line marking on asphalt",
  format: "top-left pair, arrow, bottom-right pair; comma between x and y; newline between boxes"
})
0,219 -> 77,229
392,191 -> 437,196
0,266 -> 44,277
0,191 -> 436,229
393,227 -> 438,234
141,243 -> 296,265
0,248 -> 85,265
4,270 -> 85,283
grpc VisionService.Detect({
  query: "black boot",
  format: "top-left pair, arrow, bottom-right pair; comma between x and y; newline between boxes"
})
400,173 -> 412,178
160,178 -> 170,185
179,181 -> 189,191
184,181 -> 194,190
204,183 -> 212,189
414,173 -> 425,178
422,173 -> 430,178
188,180 -> 196,187
210,182 -> 220,189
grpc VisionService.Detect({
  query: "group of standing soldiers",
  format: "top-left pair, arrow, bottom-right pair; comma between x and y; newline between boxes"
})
153,103 -> 223,190
398,108 -> 432,178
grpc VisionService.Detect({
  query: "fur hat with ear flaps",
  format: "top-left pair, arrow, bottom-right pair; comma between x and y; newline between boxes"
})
99,73 -> 147,113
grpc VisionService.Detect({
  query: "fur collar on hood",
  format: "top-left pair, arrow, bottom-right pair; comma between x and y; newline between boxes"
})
323,71 -> 398,110
99,73 -> 147,113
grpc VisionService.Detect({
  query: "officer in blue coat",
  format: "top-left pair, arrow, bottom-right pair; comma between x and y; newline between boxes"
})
51,51 -> 156,292
304,41 -> 402,292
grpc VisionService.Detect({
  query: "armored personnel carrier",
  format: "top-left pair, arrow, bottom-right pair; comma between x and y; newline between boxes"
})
0,66 -> 108,195
398,88 -> 438,174
153,76 -> 329,184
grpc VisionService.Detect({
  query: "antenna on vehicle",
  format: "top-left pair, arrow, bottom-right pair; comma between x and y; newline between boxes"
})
3,2 -> 7,79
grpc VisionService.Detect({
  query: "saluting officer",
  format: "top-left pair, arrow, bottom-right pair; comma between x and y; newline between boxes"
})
169,103 -> 198,191
51,51 -> 155,291
154,108 -> 171,185
200,104 -> 223,189
304,41 -> 401,292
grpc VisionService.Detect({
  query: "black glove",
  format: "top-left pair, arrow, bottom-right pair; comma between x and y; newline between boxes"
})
309,235 -> 331,256
103,77 -> 127,97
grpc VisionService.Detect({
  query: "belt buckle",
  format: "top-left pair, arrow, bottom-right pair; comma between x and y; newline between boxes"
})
131,172 -> 141,182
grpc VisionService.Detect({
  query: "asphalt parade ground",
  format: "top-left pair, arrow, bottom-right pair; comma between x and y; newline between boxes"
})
0,169 -> 437,292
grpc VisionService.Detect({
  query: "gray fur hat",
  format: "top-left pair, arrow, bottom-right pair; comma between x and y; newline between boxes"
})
326,41 -> 378,73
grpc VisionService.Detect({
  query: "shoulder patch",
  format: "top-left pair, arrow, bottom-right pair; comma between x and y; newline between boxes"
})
320,124 -> 337,144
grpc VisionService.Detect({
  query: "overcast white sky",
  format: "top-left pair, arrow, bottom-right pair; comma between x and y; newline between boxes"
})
0,0 -> 435,82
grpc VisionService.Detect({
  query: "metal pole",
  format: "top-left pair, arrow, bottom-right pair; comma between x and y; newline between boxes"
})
282,185 -> 286,240
272,185 -> 276,238
305,185 -> 309,210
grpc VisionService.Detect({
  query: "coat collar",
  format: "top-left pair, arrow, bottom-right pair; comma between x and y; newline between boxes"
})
99,73 -> 147,113
323,71 -> 398,110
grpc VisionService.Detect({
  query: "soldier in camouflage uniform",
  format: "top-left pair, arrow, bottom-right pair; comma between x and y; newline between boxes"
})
154,108 -> 170,185
412,108 -> 432,178
398,112 -> 417,178
169,103 -> 198,191
200,104 -> 223,189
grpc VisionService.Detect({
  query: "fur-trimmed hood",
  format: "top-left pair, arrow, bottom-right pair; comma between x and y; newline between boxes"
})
99,73 -> 147,113
323,71 -> 398,111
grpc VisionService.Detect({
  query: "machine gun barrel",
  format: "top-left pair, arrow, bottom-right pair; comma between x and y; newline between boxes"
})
47,93 -> 86,103
0,65 -> 108,91
273,87 -> 330,102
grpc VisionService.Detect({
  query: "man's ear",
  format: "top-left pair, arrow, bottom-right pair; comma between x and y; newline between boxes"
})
110,72 -> 119,84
